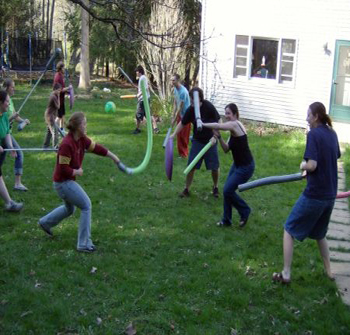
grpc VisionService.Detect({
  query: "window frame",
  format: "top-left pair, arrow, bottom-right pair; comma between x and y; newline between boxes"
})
233,35 -> 298,86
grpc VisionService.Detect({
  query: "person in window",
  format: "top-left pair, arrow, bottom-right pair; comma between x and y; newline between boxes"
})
272,102 -> 340,284
170,87 -> 221,198
202,103 -> 254,227
258,64 -> 268,78
38,111 -> 122,253
0,90 -> 23,211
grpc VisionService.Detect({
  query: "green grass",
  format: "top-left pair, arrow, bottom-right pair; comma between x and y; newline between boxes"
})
1,82 -> 349,334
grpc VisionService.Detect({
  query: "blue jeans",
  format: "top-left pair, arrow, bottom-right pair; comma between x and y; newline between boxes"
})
39,180 -> 93,249
0,135 -> 23,175
222,161 -> 255,225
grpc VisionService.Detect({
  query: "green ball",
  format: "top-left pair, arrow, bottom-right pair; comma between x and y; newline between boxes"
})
105,101 -> 116,113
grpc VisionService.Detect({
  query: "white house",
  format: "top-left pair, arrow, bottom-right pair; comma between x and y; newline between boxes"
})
199,0 -> 350,139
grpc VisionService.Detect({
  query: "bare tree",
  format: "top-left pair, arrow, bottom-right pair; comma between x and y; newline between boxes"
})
68,0 -> 197,49
139,0 -> 190,100
68,0 -> 201,100
78,0 -> 90,90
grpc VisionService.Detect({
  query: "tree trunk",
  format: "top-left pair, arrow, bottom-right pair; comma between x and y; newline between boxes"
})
78,0 -> 90,90
46,0 -> 50,40
105,59 -> 109,78
49,0 -> 55,40
42,0 -> 45,32
184,48 -> 192,90
30,0 -> 35,32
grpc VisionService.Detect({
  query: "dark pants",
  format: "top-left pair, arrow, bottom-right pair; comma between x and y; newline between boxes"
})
222,161 -> 255,225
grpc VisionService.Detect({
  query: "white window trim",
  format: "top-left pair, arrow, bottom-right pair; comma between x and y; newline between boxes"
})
234,35 -> 298,87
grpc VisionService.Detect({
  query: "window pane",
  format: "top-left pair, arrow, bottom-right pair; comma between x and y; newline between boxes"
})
237,47 -> 247,56
282,39 -> 296,53
236,57 -> 247,66
281,61 -> 294,75
281,76 -> 293,82
236,35 -> 249,45
282,55 -> 294,62
251,39 -> 278,79
236,67 -> 247,76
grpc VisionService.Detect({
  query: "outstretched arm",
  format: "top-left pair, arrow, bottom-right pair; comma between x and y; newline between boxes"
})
170,121 -> 184,139
107,151 -> 121,165
203,121 -> 234,131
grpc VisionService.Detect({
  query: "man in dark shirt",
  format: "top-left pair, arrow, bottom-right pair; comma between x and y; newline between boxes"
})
170,87 -> 220,198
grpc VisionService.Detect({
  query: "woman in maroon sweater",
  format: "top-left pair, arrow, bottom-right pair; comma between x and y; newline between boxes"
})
39,111 -> 121,252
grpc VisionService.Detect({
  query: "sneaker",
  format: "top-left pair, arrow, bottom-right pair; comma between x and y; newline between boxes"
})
216,221 -> 232,227
153,127 -> 160,134
179,188 -> 190,198
212,187 -> 219,198
5,200 -> 23,212
13,184 -> 28,192
38,221 -> 53,237
77,245 -> 96,253
132,128 -> 141,134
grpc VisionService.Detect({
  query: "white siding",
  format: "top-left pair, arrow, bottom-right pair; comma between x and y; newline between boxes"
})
200,0 -> 350,127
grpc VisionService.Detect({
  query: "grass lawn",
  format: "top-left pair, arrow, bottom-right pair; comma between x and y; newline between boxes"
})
1,82 -> 350,334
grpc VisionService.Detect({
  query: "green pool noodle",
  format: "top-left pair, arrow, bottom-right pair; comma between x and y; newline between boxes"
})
183,139 -> 214,175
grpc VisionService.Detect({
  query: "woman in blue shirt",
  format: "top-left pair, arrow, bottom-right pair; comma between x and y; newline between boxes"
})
273,102 -> 340,284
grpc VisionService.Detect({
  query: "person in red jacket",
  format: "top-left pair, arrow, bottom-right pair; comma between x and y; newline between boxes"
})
38,111 -> 122,252
53,61 -> 71,133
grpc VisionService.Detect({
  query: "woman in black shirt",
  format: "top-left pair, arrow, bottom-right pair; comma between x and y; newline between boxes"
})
203,103 -> 254,227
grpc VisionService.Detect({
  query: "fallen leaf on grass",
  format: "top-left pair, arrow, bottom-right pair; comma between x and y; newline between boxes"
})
90,267 -> 98,274
21,310 -> 33,318
314,297 -> 328,304
245,266 -> 256,276
125,322 -> 136,335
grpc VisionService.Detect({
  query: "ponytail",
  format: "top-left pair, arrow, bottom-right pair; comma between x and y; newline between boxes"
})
309,102 -> 332,128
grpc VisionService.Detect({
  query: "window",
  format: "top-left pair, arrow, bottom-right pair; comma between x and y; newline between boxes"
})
234,35 -> 297,83
251,39 -> 278,79
280,39 -> 296,82
234,35 -> 249,76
